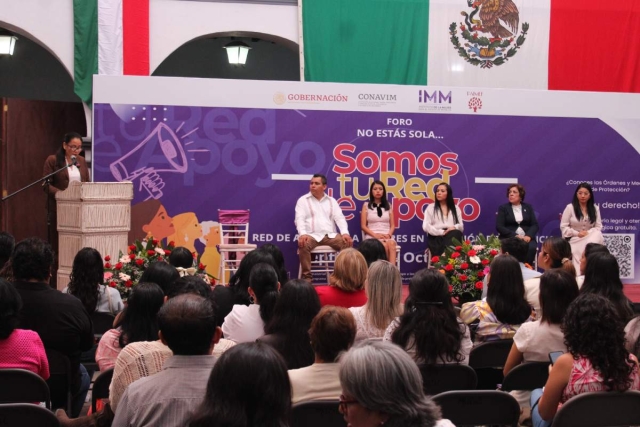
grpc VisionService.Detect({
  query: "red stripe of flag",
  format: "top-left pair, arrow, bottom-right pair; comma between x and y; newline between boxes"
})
123,0 -> 149,75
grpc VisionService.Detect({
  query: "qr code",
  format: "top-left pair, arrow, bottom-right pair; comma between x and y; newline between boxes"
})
603,234 -> 634,279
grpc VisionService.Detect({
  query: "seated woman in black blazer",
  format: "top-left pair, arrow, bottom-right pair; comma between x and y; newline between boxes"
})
496,184 -> 538,264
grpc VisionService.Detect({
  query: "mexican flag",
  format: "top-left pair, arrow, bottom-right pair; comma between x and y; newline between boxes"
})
73,0 -> 149,104
301,0 -> 640,93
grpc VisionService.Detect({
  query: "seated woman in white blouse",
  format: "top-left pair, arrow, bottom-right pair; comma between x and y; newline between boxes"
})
560,182 -> 604,272
422,183 -> 464,257
222,263 -> 280,343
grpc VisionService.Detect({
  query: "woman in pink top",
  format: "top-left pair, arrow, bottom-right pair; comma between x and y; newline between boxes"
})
531,294 -> 640,427
0,278 -> 49,379
361,181 -> 397,265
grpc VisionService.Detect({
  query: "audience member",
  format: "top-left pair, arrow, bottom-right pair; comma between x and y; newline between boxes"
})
261,279 -> 320,369
350,260 -> 402,341
581,252 -> 634,323
168,246 -> 196,275
461,255 -> 534,343
95,282 -> 164,370
138,261 -> 179,295
503,269 -> 579,407
625,315 -> 640,358
579,242 -> 609,276
0,278 -> 49,379
339,340 -> 455,427
315,248 -> 368,308
12,238 -> 93,417
189,342 -> 291,427
222,263 -> 280,343
295,173 -> 353,282
386,268 -> 471,364
0,231 -> 15,270
112,294 -> 221,427
63,247 -> 124,314
482,237 -> 540,299
260,243 -> 289,286
357,238 -> 387,267
288,306 -> 356,404
531,294 -> 640,427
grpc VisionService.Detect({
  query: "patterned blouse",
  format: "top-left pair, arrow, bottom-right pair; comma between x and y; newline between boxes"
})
460,300 -> 535,343
562,355 -> 640,403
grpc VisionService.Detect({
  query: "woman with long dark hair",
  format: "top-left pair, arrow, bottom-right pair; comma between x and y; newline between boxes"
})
189,342 -> 291,427
386,269 -> 471,364
261,279 -> 321,369
581,252 -> 634,323
260,244 -> 289,286
422,183 -> 463,257
95,282 -> 164,370
361,180 -> 397,264
561,183 -> 604,272
496,184 -> 538,264
139,261 -> 179,295
531,294 -> 640,427
461,255 -> 534,343
579,242 -> 609,276
222,263 -> 280,343
227,249 -> 278,305
63,247 -> 123,314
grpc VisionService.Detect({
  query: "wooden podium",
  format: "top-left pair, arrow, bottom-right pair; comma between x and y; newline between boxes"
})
55,181 -> 133,290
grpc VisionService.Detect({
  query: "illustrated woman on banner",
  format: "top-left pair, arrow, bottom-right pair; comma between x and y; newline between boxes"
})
168,212 -> 202,254
129,200 -> 175,244
199,221 -> 221,279
361,180 -> 397,265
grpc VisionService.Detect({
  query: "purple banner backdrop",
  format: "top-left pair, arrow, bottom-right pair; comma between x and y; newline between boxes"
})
93,103 -> 640,283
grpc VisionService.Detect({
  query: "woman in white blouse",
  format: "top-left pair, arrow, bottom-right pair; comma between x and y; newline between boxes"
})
422,183 -> 463,257
560,182 -> 604,272
349,260 -> 402,341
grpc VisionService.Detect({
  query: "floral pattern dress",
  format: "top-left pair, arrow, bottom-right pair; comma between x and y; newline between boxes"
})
561,355 -> 640,402
460,300 -> 535,343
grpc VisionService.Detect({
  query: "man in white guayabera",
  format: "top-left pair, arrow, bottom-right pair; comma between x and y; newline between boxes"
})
295,174 -> 353,282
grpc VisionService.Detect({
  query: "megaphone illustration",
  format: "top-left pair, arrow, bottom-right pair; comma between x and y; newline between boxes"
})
110,123 -> 188,200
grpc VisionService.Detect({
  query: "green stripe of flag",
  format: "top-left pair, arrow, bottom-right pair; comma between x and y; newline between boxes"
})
73,0 -> 99,104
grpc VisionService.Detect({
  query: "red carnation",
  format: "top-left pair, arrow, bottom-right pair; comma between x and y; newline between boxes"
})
104,262 -> 111,269
129,253 -> 136,260
459,275 -> 468,281
129,245 -> 136,252
431,256 -> 440,263
169,241 -> 175,247
460,263 -> 469,269
152,239 -> 159,245
478,271 -> 485,278
448,285 -> 453,293
147,250 -> 155,256
475,281 -> 483,289
136,259 -> 144,266
467,250 -> 477,257
125,280 -> 133,288
465,240 -> 471,245
490,249 -> 498,256
451,252 -> 461,259
192,252 -> 197,259
199,263 -> 206,271
109,281 -> 116,288
104,255 -> 111,262
444,264 -> 453,272
211,278 -> 216,285
115,262 -> 123,270
158,257 -> 164,262
481,259 -> 490,265
455,246 -> 462,251
165,250 -> 171,256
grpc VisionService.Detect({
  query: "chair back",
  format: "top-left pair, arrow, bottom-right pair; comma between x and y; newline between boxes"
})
91,312 -> 116,338
291,400 -> 346,427
0,369 -> 51,409
45,349 -> 72,414
92,368 -> 114,413
0,403 -> 60,427
501,362 -> 549,392
433,390 -> 520,427
218,209 -> 251,245
552,390 -> 640,427
469,339 -> 512,389
419,364 -> 477,395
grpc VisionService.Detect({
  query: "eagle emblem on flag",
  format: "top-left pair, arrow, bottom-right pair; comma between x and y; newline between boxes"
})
449,0 -> 529,68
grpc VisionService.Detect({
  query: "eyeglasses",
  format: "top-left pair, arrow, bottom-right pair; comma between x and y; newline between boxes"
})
66,145 -> 82,151
338,395 -> 358,414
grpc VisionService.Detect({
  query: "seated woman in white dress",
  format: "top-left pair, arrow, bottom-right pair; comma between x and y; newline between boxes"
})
349,260 -> 402,342
560,182 -> 604,272
422,183 -> 463,257
361,180 -> 397,264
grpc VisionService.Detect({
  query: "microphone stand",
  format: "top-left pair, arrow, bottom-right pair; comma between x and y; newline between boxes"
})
1,163 -> 74,245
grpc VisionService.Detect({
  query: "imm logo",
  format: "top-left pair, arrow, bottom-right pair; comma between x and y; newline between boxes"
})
418,90 -> 452,104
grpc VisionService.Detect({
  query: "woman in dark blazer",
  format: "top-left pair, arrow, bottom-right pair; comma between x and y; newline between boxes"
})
496,184 -> 538,264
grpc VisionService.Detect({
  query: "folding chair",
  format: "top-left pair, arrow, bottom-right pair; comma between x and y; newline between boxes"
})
291,400 -> 346,427
0,369 -> 51,409
419,364 -> 477,395
217,209 -> 257,285
84,311 -> 116,372
0,403 -> 59,427
433,390 -> 520,427
501,361 -> 549,392
45,348 -> 72,414
92,368 -> 114,413
468,339 -> 513,389
298,246 -> 339,284
553,390 -> 640,427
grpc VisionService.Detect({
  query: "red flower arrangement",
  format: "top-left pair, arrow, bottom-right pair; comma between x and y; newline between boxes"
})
433,234 -> 501,302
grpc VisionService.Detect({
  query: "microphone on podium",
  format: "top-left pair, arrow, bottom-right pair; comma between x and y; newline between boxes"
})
70,155 -> 78,168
